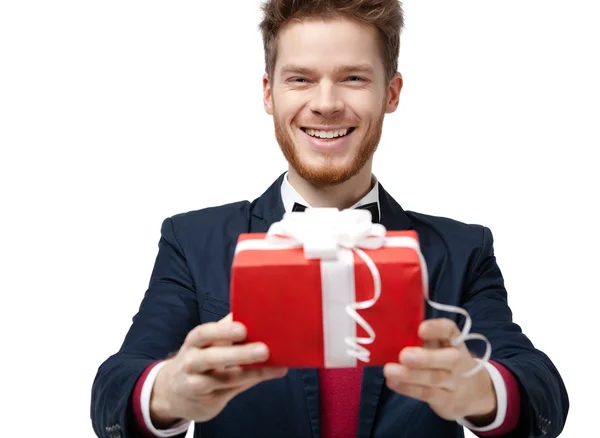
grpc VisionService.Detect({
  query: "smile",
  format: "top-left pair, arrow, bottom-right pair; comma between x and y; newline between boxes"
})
299,126 -> 356,152
300,127 -> 356,139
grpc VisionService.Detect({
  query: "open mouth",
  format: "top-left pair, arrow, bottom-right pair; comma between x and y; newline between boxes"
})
300,127 -> 356,140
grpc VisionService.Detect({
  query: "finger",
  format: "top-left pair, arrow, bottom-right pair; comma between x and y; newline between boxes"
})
185,366 -> 286,398
419,319 -> 472,357
208,366 -> 288,390
210,368 -> 288,403
218,313 -> 233,324
399,346 -> 461,371
386,380 -> 450,404
213,314 -> 237,347
383,363 -> 454,390
418,318 -> 460,343
184,321 -> 247,349
213,386 -> 245,404
423,339 -> 444,349
211,379 -> 263,404
185,342 -> 271,373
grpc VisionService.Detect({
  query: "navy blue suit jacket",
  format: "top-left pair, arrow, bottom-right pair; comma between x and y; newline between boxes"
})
91,174 -> 569,438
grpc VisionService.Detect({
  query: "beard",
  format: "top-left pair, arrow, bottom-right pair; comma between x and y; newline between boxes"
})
273,108 -> 385,187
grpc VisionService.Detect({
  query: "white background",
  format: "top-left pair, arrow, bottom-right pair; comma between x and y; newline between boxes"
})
1,1 -> 598,437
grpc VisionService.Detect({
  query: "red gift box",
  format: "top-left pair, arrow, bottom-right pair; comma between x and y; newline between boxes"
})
230,220 -> 426,369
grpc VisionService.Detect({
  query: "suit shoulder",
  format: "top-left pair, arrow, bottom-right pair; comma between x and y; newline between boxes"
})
405,210 -> 489,248
164,200 -> 252,236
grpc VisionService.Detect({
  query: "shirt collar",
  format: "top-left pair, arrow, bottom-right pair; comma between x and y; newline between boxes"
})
280,171 -> 381,218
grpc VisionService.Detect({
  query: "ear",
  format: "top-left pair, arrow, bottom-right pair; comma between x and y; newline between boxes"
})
385,72 -> 403,114
263,73 -> 274,115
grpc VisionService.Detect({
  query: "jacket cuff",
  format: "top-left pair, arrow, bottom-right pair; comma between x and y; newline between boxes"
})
131,361 -> 191,437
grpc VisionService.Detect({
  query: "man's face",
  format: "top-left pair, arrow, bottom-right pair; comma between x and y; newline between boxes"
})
263,17 -> 402,186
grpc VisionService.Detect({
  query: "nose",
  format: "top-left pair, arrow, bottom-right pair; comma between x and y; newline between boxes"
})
308,82 -> 344,118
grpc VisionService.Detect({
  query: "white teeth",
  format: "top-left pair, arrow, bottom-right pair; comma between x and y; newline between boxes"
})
306,128 -> 350,139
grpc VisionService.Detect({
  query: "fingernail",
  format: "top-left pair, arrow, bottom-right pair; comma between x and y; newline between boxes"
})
253,344 -> 268,359
231,323 -> 245,337
403,350 -> 419,364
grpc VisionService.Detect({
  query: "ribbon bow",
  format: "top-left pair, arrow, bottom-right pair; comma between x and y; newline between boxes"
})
266,208 -> 386,259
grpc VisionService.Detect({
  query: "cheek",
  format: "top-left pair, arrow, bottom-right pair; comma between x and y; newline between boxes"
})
344,92 -> 386,116
274,93 -> 307,123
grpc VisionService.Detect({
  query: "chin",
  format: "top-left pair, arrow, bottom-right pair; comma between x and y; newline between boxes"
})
291,155 -> 364,186
275,119 -> 374,186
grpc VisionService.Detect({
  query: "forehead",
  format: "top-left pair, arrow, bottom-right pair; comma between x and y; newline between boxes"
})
275,17 -> 384,76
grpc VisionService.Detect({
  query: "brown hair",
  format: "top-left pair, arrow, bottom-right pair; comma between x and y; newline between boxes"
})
259,0 -> 404,84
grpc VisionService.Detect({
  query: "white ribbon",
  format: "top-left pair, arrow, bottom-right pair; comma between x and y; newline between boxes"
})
235,208 -> 491,376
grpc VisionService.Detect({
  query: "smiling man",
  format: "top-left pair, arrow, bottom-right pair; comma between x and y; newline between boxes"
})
270,17 -> 392,200
91,1 -> 569,438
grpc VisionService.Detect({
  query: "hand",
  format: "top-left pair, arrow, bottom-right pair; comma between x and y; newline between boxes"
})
383,318 -> 497,424
150,314 -> 288,426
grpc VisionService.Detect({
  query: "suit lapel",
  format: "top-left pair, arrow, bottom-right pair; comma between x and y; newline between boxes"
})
222,175 -> 285,287
377,181 -> 413,232
357,367 -> 385,438
249,173 -> 286,233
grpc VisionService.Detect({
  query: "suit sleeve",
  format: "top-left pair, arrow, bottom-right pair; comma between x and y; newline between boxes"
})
90,217 -> 200,438
461,226 -> 569,438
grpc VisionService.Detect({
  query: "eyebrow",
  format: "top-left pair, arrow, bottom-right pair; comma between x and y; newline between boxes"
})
280,64 -> 375,76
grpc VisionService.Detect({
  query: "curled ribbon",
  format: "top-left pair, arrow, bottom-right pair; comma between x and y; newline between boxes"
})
236,208 -> 491,377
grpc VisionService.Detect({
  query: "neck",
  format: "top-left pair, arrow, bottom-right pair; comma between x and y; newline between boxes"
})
287,162 -> 374,210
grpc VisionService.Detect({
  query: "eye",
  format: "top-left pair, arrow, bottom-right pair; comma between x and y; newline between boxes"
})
346,76 -> 365,82
288,77 -> 310,84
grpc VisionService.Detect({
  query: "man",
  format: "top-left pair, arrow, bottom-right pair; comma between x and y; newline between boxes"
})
91,1 -> 569,437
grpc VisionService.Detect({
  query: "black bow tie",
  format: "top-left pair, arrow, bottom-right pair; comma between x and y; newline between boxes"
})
292,201 -> 380,224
